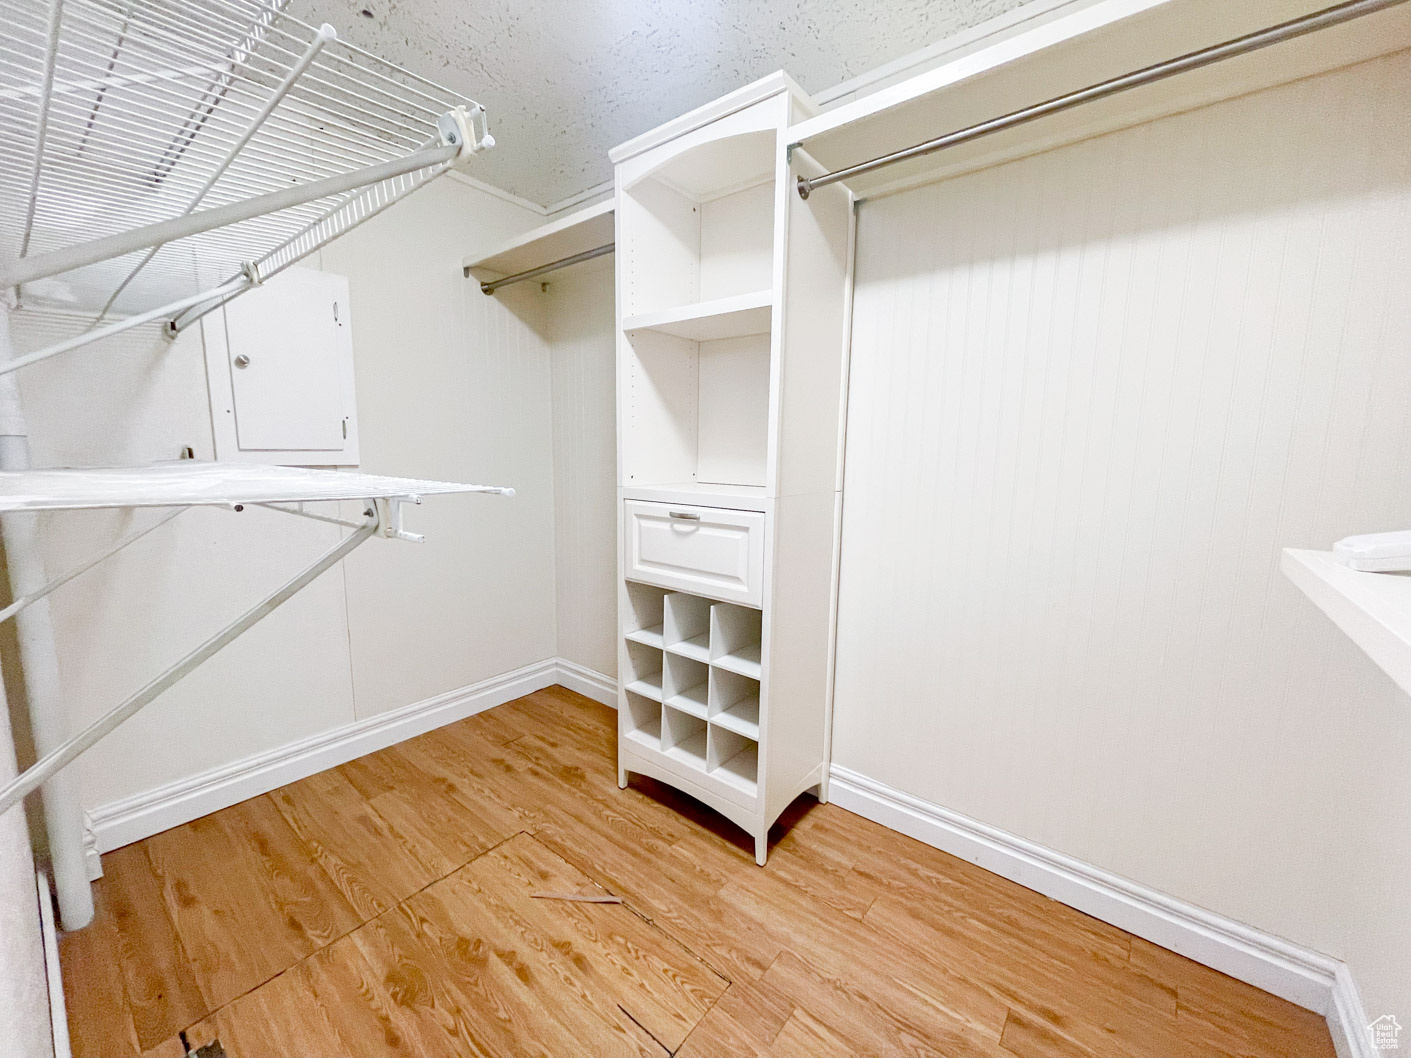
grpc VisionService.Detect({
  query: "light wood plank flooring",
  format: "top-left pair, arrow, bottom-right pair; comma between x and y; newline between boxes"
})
61,686 -> 1335,1057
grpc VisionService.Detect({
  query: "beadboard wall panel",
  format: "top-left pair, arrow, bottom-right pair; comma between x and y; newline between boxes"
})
832,52 -> 1411,1020
547,258 -> 619,678
325,182 -> 559,720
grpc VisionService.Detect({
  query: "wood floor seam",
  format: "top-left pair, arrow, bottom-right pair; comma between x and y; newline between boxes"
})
168,826 -> 538,1044
527,833 -> 737,992
60,688 -> 1338,1058
615,1002 -> 673,1056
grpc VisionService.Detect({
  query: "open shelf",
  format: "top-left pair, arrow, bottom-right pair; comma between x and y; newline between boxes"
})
666,731 -> 710,770
625,625 -> 665,648
786,0 -> 1411,202
636,128 -> 776,201
618,127 -> 776,319
622,482 -> 769,512
624,633 -> 665,703
620,326 -> 771,489
712,695 -> 760,741
624,722 -> 661,751
1283,548 -> 1411,698
664,650 -> 710,719
624,582 -> 668,652
667,634 -> 711,663
625,673 -> 663,701
710,733 -> 758,795
709,664 -> 760,740
663,707 -> 709,770
462,199 -> 614,285
617,118 -> 776,493
623,290 -> 772,341
0,0 -> 491,318
713,647 -> 762,680
666,682 -> 710,719
623,691 -> 662,751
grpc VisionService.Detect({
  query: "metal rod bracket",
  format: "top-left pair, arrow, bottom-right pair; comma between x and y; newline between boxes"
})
473,243 -> 615,295
378,495 -> 425,542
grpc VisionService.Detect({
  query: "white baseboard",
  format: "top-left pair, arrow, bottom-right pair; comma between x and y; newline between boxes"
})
90,659 -> 562,853
80,811 -> 101,882
1329,963 -> 1376,1058
827,765 -> 1371,1056
89,659 -> 618,856
555,658 -> 617,707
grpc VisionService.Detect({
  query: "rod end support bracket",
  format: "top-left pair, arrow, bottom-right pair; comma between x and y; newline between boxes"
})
378,496 -> 425,543
439,105 -> 495,162
796,175 -> 812,200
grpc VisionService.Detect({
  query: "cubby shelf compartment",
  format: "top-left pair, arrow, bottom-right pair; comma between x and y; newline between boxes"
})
663,707 -> 709,770
710,728 -> 759,796
711,603 -> 763,679
714,745 -> 759,795
623,589 -> 763,759
625,673 -> 664,702
709,665 -> 760,741
623,691 -> 662,751
625,625 -> 665,648
667,635 -> 711,662
713,648 -> 762,680
622,290 -> 772,342
711,695 -> 760,740
624,633 -> 665,703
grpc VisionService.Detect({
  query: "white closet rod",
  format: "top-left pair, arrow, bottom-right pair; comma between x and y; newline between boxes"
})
794,0 -> 1408,198
474,243 -> 615,295
0,136 -> 457,289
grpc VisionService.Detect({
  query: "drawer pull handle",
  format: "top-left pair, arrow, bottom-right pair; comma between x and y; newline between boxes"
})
668,511 -> 700,521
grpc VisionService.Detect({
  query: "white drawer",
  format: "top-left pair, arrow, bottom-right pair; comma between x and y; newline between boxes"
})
624,500 -> 764,606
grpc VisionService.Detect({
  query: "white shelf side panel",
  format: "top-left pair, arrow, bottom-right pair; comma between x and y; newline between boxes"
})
1283,548 -> 1411,698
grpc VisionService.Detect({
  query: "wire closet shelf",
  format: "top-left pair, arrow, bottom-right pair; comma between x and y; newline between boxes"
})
0,0 -> 492,362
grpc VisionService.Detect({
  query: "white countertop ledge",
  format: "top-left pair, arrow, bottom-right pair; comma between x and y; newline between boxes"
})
1282,547 -> 1411,697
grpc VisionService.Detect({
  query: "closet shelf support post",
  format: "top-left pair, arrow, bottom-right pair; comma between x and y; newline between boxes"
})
0,297 -> 91,928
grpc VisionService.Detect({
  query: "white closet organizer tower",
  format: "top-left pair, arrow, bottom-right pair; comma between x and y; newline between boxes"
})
611,74 -> 853,865
0,0 -> 502,934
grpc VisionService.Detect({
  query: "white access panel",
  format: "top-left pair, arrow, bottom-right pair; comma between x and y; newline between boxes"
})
202,268 -> 360,465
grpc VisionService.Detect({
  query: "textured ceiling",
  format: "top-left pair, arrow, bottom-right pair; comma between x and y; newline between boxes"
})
287,0 -> 1029,207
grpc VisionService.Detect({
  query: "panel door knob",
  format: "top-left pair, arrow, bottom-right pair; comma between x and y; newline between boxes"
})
233,354 -> 251,368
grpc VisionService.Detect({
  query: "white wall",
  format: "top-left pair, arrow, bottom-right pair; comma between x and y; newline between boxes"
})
8,175 -> 553,812
545,258 -> 619,679
832,52 -> 1411,1021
